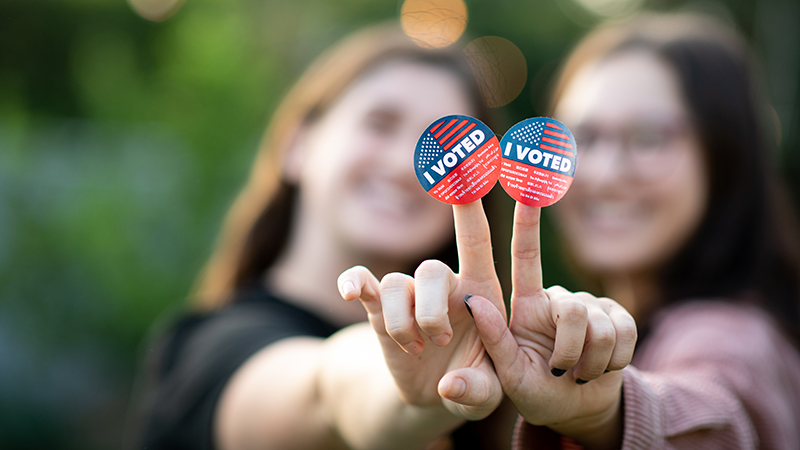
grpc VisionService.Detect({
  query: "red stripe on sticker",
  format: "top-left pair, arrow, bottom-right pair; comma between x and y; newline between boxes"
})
438,119 -> 468,145
541,136 -> 573,149
443,122 -> 477,150
434,118 -> 459,139
543,129 -> 570,141
545,122 -> 563,131
539,143 -> 574,157
429,121 -> 445,133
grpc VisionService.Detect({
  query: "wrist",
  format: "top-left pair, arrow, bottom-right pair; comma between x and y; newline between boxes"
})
547,394 -> 623,450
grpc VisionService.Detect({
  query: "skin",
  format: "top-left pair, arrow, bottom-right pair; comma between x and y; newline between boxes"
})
553,50 -> 708,317
342,203 -> 637,450
339,49 -> 706,450
216,60 -> 481,450
268,60 -> 468,328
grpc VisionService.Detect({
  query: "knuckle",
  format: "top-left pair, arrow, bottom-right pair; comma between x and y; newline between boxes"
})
615,317 -> 638,343
514,212 -> 540,228
384,317 -> 416,342
416,314 -> 447,333
458,231 -> 491,249
380,272 -> 411,291
350,265 -> 369,275
415,259 -> 449,279
559,300 -> 588,322
608,357 -> 631,371
608,351 -> 633,370
555,349 -> 582,367
511,246 -> 541,261
545,285 -> 570,301
592,325 -> 616,348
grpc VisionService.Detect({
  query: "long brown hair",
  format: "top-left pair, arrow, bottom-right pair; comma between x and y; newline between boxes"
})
549,13 -> 800,340
191,23 -> 502,310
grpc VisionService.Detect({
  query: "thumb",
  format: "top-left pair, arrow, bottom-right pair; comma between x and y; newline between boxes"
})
466,294 -> 521,376
438,364 -> 502,420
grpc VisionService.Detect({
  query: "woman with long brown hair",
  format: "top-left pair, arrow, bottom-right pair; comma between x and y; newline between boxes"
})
344,12 -> 800,449
128,23 -> 518,450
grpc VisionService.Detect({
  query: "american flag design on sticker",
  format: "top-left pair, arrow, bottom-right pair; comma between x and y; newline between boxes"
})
414,115 -> 500,205
499,117 -> 577,207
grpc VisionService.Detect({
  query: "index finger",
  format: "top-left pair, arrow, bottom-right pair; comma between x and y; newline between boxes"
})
453,200 -> 496,282
511,202 -> 543,297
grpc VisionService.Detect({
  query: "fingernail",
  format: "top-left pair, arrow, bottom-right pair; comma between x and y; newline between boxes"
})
576,379 -> 589,385
342,281 -> 355,296
444,376 -> 467,399
464,294 -> 474,318
551,368 -> 566,377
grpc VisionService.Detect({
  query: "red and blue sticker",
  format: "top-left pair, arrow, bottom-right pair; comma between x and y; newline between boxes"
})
499,117 -> 577,207
414,115 -> 500,205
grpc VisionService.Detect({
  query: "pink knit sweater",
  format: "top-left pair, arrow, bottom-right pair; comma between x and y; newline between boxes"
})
513,301 -> 800,449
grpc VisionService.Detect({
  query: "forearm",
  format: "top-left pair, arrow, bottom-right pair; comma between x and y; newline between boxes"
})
215,337 -> 348,450
319,323 -> 465,450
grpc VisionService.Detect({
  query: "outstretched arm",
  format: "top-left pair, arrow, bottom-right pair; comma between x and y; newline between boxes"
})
214,324 -> 466,450
215,200 -> 506,450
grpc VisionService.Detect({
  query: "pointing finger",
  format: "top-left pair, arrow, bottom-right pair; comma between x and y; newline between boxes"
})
453,200 -> 496,282
511,203 -> 544,298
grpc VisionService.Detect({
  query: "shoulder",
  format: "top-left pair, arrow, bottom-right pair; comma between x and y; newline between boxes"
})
626,300 -> 800,448
144,284 -> 340,391
652,300 -> 775,340
636,299 -> 798,371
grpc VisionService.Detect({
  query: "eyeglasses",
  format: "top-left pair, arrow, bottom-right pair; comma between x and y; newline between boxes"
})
573,119 -> 693,179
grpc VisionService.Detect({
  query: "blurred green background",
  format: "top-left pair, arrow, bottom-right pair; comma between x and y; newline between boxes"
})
0,0 -> 797,448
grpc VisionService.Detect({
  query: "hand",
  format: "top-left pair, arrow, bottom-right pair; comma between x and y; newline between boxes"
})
467,203 -> 637,448
337,200 -> 506,420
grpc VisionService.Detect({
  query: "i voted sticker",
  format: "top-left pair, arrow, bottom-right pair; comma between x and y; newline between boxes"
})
499,117 -> 577,207
414,115 -> 501,205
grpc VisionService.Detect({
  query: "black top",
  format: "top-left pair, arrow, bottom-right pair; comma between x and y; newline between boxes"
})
128,284 -> 337,450
127,284 -> 508,450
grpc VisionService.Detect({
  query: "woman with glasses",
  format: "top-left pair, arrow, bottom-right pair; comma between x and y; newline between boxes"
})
342,12 -> 800,449
501,13 -> 800,448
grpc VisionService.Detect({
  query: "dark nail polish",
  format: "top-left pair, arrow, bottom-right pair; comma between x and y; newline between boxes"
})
576,379 -> 589,385
464,294 -> 474,318
550,368 -> 566,377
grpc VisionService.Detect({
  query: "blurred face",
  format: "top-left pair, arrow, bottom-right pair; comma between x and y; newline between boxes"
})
553,51 -> 708,276
292,60 -> 473,262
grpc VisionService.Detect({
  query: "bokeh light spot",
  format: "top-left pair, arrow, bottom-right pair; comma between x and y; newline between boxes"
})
463,36 -> 528,108
128,0 -> 186,22
400,0 -> 468,49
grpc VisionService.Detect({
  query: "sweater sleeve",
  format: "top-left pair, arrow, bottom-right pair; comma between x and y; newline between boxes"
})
513,302 -> 800,450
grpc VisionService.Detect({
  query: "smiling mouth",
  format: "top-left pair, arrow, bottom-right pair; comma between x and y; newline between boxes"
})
357,178 -> 423,218
581,201 -> 648,233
